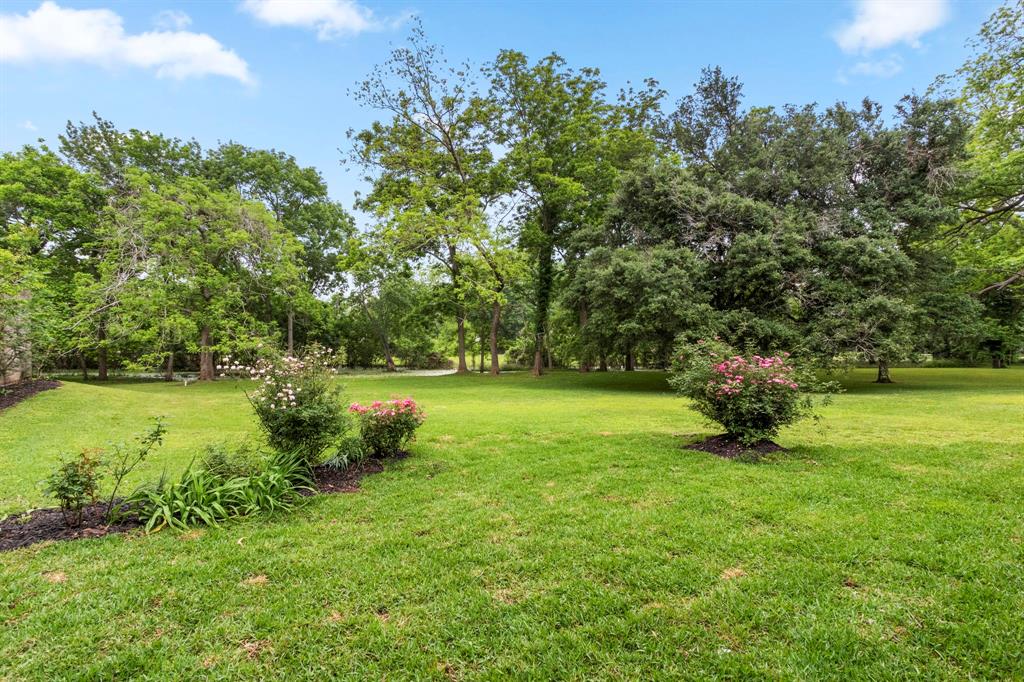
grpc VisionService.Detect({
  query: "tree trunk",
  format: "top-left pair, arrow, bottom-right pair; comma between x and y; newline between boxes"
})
164,353 -> 174,381
489,300 -> 501,376
455,314 -> 469,374
578,302 -> 591,373
532,209 -> 556,376
79,353 -> 88,381
199,325 -> 215,381
383,343 -> 397,372
598,352 -> 608,372
478,332 -> 485,373
875,359 -> 893,383
96,322 -> 108,381
992,354 -> 1005,369
625,348 -> 636,371
286,310 -> 295,356
379,325 -> 397,372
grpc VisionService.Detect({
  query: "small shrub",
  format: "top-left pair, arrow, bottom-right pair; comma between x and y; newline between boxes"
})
43,449 -> 103,527
670,339 -> 832,445
231,449 -> 312,516
132,467 -> 237,531
245,346 -> 350,465
349,398 -> 425,457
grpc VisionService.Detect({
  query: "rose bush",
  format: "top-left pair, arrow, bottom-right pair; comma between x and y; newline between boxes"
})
670,339 -> 831,444
349,398 -> 425,457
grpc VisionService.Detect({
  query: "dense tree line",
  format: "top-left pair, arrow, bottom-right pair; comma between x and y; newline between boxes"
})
2,5 -> 1020,381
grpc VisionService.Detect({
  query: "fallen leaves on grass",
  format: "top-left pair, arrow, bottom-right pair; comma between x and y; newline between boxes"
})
437,661 -> 459,681
242,574 -> 269,587
720,567 -> 746,581
240,639 -> 271,659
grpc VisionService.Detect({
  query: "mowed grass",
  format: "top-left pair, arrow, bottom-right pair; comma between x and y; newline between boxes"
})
1,368 -> 1022,680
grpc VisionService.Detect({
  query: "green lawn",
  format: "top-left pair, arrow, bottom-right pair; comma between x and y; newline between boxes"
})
1,368 -> 1022,679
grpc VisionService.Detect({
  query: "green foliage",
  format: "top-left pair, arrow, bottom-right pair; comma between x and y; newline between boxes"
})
130,448 -> 311,533
349,398 -> 425,457
566,243 -> 710,367
323,435 -> 369,469
42,449 -> 103,527
670,339 -> 832,444
246,346 -> 350,463
199,440 -> 267,480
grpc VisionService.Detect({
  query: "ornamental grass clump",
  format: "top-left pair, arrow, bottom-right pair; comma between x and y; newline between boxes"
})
670,339 -> 832,445
243,345 -> 350,465
349,398 -> 425,457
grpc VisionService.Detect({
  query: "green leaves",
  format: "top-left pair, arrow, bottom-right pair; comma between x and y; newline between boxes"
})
130,447 -> 310,533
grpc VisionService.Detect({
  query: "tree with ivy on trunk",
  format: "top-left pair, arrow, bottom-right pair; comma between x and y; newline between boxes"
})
485,51 -> 613,376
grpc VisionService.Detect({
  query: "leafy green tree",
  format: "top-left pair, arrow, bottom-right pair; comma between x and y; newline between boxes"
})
105,172 -> 303,380
204,143 -> 355,352
0,145 -> 104,376
564,244 -> 708,369
485,51 -> 613,375
345,236 -> 439,371
351,25 -> 504,373
941,1 -> 1023,292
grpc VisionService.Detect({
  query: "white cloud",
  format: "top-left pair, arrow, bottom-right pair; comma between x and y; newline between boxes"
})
849,54 -> 904,78
20,120 -> 38,131
834,0 -> 950,53
154,9 -> 192,31
240,0 -> 407,39
0,1 -> 253,84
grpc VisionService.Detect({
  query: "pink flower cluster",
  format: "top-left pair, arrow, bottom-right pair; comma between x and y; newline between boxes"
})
709,353 -> 798,397
349,398 -> 422,419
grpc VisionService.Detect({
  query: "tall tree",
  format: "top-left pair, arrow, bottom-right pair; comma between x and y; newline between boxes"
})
941,1 -> 1024,292
351,25 -> 503,373
0,145 -> 105,376
105,172 -> 302,380
204,144 -> 354,352
485,51 -> 611,374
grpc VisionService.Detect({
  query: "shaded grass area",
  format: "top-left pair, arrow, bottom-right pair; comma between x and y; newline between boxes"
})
1,368 -> 1022,679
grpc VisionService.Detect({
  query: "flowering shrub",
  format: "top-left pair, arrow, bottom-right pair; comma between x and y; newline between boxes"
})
243,346 -> 350,464
348,398 -> 425,457
670,339 -> 829,444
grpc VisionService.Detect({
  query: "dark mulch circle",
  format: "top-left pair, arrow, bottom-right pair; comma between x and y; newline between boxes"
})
0,380 -> 62,412
685,434 -> 787,460
0,502 -> 141,553
308,460 -> 386,495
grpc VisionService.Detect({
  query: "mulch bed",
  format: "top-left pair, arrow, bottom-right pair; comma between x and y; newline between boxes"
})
0,380 -> 62,412
1,458 -> 396,552
0,502 -> 142,553
685,434 -> 787,460
308,460 -> 386,495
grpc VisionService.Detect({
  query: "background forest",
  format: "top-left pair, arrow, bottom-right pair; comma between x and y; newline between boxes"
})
2,4 -> 1020,383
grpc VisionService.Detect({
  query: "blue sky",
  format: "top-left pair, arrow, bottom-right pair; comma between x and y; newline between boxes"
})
0,0 -> 998,208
